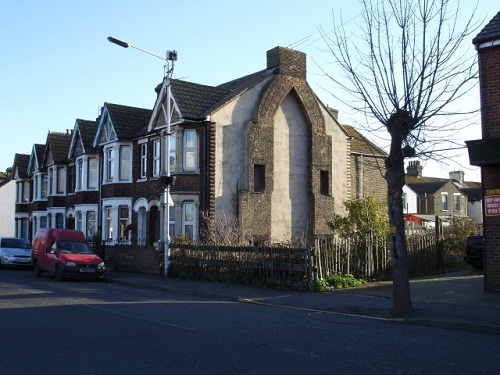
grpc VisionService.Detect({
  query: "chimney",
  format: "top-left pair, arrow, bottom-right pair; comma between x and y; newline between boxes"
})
449,170 -> 465,183
267,46 -> 306,79
406,160 -> 423,177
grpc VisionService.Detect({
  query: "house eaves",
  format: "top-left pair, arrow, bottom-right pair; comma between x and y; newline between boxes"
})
45,132 -> 72,165
27,144 -> 46,174
104,103 -> 152,139
341,124 -> 387,157
405,175 -> 449,195
473,11 -> 500,48
13,153 -> 30,179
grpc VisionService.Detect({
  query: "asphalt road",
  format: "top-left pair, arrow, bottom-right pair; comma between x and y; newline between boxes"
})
1,268 -> 499,375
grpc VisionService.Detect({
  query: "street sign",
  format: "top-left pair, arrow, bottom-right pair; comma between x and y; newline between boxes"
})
485,195 -> 500,216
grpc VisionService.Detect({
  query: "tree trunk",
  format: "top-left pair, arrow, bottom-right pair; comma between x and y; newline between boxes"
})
385,111 -> 414,316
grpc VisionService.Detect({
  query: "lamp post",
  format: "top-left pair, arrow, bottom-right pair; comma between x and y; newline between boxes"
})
108,36 -> 177,276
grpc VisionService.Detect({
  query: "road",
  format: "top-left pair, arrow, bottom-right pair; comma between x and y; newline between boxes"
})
1,268 -> 499,375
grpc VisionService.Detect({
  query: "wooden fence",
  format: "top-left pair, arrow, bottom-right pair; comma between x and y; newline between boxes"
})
168,243 -> 313,290
166,233 -> 453,290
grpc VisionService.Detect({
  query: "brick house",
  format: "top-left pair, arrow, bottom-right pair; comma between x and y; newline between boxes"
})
144,46 -> 352,245
67,119 -> 100,239
26,143 -> 48,235
339,123 -> 387,203
93,103 -> 153,245
467,10 -> 500,291
42,131 -> 72,230
11,45 -> 391,266
404,161 -> 479,220
11,154 -> 30,239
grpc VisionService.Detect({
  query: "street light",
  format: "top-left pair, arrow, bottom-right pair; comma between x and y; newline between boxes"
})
108,36 -> 177,276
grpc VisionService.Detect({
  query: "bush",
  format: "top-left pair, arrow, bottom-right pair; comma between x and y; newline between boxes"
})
314,273 -> 366,292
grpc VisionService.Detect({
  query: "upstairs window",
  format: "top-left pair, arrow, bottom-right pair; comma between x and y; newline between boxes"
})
453,193 -> 460,211
320,170 -> 329,196
88,157 -> 98,188
254,164 -> 265,192
77,159 -> 83,190
68,165 -> 75,193
119,146 -> 131,181
169,132 -> 177,172
106,148 -> 113,182
41,174 -> 48,199
183,130 -> 197,171
140,143 -> 147,179
57,167 -> 65,194
22,181 -> 29,202
153,140 -> 161,177
441,193 -> 448,211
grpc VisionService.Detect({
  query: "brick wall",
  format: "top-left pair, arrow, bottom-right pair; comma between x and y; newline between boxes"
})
113,245 -> 163,275
478,42 -> 500,291
349,154 -> 387,203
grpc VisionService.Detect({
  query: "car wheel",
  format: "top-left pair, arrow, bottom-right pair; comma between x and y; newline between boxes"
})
54,265 -> 64,281
33,261 -> 41,277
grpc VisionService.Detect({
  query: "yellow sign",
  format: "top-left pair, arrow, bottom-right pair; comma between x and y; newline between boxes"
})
486,189 -> 500,195
390,226 -> 397,234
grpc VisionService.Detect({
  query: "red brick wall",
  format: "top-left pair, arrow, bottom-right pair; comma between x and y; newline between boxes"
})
479,43 -> 500,291
479,47 -> 500,138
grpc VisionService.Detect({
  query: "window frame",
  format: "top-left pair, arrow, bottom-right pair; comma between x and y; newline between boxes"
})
140,143 -> 148,179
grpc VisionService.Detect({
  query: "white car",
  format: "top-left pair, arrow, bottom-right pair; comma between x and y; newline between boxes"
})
0,237 -> 32,268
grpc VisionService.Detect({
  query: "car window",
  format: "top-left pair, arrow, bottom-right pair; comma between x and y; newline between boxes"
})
1,238 -> 30,249
58,241 -> 92,254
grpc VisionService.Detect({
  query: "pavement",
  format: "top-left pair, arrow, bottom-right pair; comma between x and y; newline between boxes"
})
105,268 -> 500,335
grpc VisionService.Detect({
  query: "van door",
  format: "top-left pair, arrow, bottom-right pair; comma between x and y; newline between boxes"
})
43,242 -> 59,273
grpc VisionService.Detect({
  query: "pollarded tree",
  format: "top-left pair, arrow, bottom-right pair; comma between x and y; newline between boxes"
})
320,0 -> 478,315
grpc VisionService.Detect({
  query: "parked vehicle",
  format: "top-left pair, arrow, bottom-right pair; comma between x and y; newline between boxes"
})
464,235 -> 483,270
0,237 -> 31,268
32,228 -> 105,281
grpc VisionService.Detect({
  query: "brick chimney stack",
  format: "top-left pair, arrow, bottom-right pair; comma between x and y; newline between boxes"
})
266,46 -> 306,79
406,160 -> 423,177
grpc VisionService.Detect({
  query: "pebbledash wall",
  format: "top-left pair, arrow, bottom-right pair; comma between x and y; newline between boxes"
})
218,47 -> 349,244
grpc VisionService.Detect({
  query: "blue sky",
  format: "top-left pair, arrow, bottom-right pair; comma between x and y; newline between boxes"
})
1,0 -> 498,181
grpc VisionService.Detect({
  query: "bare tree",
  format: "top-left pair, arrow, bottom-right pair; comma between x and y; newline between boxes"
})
320,0 -> 478,315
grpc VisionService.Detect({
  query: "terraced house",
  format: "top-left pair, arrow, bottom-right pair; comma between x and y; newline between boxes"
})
11,46 -> 388,260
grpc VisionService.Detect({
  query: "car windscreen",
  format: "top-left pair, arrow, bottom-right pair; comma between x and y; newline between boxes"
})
1,238 -> 30,249
58,241 -> 93,254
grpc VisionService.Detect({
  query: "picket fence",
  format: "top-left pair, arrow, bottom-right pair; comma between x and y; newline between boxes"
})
167,233 -> 447,290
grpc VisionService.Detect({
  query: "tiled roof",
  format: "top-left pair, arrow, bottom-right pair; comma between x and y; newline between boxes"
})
13,153 -> 30,178
76,119 -> 98,152
34,144 -> 45,165
104,103 -> 152,139
341,124 -> 387,157
473,11 -> 500,44
170,80 -> 228,120
46,132 -> 72,164
405,175 -> 449,195
170,68 -> 276,121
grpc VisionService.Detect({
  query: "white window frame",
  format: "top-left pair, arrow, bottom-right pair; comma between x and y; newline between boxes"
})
140,143 -> 147,179
119,145 -> 132,181
153,139 -> 161,177
56,166 -> 65,194
441,193 -> 448,211
453,193 -> 460,211
182,201 -> 197,240
183,129 -> 198,171
88,157 -> 98,189
105,148 -> 114,182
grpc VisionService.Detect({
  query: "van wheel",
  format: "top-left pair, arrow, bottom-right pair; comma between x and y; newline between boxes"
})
33,262 -> 41,277
54,266 -> 64,281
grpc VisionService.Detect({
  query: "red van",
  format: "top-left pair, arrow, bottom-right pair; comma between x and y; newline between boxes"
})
32,228 -> 105,281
